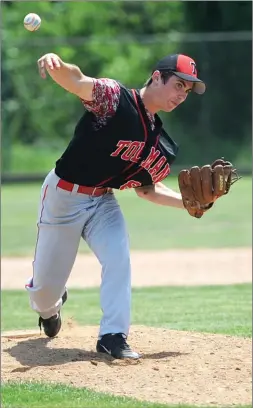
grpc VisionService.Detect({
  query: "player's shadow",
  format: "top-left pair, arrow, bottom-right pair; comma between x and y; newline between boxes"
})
4,337 -> 188,370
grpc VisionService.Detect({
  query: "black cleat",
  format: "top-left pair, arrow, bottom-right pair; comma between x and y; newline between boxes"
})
96,333 -> 140,359
38,290 -> 67,338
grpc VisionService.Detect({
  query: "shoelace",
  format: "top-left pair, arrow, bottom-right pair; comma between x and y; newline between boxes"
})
109,333 -> 131,350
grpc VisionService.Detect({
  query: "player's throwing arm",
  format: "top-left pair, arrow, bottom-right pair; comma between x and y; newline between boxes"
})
37,53 -> 94,101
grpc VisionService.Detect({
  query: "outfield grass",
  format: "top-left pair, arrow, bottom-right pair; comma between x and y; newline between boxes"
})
1,177 -> 252,256
2,177 -> 251,408
2,284 -> 251,336
3,382 -> 251,408
2,285 -> 252,408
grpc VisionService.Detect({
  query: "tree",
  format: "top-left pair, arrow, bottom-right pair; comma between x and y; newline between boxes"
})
2,1 -> 183,146
169,1 -> 252,164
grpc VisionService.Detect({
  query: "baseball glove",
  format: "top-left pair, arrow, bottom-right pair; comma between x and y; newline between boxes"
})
178,158 -> 241,218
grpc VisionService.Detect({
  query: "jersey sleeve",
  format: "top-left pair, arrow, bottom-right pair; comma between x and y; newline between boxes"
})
81,78 -> 121,120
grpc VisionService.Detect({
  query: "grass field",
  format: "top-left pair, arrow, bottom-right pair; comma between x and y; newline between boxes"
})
2,284 -> 252,408
4,383 -> 251,408
2,285 -> 252,336
2,382 -> 188,408
2,177 -> 252,408
1,176 -> 252,256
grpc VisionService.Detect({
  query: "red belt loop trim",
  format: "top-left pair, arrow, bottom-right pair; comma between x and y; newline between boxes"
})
56,179 -> 109,196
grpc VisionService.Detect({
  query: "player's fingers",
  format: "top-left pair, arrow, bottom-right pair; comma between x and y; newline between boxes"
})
37,58 -> 44,70
40,68 -> 47,79
46,56 -> 54,70
37,59 -> 46,78
52,56 -> 61,69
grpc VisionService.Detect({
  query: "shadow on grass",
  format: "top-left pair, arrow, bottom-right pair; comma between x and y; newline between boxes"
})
5,337 -> 188,371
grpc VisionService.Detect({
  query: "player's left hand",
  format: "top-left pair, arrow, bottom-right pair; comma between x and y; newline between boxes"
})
178,158 -> 241,218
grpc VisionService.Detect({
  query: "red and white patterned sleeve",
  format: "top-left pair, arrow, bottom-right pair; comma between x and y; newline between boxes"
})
81,78 -> 121,120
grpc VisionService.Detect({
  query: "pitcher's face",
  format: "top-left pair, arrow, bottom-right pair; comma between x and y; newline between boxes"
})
153,72 -> 193,112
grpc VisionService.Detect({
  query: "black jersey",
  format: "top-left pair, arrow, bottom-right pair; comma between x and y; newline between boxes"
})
55,84 -> 179,189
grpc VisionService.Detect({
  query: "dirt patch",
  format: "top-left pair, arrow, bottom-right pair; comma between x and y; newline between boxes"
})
2,249 -> 252,405
2,323 -> 252,406
1,248 -> 252,289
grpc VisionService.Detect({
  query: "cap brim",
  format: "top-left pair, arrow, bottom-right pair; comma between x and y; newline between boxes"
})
173,72 -> 206,95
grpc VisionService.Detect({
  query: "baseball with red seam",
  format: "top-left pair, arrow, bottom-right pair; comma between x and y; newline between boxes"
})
24,13 -> 41,32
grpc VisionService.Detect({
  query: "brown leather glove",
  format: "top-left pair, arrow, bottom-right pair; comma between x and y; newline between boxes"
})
178,158 -> 241,218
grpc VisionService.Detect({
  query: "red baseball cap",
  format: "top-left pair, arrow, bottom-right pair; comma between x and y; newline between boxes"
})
154,54 -> 206,95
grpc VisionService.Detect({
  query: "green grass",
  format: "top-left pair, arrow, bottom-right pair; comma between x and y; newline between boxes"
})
1,177 -> 252,256
2,285 -> 251,408
4,382 -> 251,408
1,382 -> 171,408
2,285 -> 252,337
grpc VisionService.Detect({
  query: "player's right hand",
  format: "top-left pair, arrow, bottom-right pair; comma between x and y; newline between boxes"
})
37,53 -> 62,79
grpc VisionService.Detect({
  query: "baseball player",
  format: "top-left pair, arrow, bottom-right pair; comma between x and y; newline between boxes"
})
25,53 -> 206,359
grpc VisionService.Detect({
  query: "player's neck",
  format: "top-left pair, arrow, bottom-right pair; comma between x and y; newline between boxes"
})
139,87 -> 159,115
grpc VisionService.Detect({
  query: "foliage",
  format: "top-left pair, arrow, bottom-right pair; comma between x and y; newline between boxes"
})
2,1 -> 252,172
2,2 -> 182,148
171,1 -> 252,163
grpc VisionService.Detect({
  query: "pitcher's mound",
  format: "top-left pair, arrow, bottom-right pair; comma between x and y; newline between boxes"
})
2,323 -> 251,406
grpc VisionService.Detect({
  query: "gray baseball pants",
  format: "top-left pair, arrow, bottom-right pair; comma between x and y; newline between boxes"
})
25,169 -> 131,337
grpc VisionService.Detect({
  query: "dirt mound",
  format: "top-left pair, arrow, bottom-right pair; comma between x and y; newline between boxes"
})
2,323 -> 252,406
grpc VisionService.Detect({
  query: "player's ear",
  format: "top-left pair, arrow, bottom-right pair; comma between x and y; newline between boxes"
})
151,70 -> 161,86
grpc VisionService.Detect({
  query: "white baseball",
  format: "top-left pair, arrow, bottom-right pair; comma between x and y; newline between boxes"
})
24,13 -> 41,32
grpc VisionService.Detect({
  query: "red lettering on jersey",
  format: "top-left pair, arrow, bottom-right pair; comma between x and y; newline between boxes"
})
121,141 -> 142,162
152,163 -> 170,183
149,156 -> 167,178
131,142 -> 145,162
127,142 -> 145,163
119,180 -> 142,190
110,140 -> 130,157
141,147 -> 160,170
